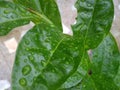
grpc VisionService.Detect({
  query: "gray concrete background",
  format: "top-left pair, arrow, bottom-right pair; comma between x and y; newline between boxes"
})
0,0 -> 120,89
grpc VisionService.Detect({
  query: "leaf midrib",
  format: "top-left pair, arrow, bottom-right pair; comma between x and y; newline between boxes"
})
62,1 -> 99,89
83,1 -> 96,50
45,37 -> 65,67
27,8 -> 54,25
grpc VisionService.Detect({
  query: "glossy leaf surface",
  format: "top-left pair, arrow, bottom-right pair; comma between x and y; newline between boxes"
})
61,34 -> 120,90
0,0 -> 115,90
12,23 -> 84,90
0,1 -> 35,36
60,52 -> 91,89
13,0 -> 62,29
72,0 -> 114,50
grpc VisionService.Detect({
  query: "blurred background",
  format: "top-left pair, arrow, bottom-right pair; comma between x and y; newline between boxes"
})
0,0 -> 120,90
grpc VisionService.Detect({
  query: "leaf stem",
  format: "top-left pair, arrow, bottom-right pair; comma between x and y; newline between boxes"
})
27,8 -> 53,25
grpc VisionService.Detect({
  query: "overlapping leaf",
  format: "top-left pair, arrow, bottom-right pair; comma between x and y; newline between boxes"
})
0,0 -> 116,90
13,0 -> 62,29
72,0 -> 114,50
61,34 -> 120,90
12,23 -> 84,90
0,1 -> 36,36
11,0 -> 115,90
60,52 -> 91,89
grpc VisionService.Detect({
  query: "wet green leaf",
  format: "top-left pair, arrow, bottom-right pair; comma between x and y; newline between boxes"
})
0,0 -> 117,90
12,23 -> 84,90
0,1 -> 36,36
13,0 -> 62,29
72,0 -> 114,50
61,34 -> 120,90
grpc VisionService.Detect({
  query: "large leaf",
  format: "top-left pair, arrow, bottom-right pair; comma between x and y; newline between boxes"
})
0,1 -> 36,36
12,23 -> 84,90
13,0 -> 62,29
72,0 -> 114,50
62,34 -> 120,90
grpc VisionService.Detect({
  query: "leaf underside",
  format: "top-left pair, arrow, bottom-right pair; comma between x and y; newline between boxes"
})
0,0 -> 119,90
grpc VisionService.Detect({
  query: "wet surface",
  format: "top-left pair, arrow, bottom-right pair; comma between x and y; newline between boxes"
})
0,0 -> 120,90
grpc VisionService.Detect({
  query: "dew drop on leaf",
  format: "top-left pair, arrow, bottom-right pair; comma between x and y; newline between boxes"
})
35,37 -> 38,41
31,52 -> 34,55
41,60 -> 46,67
33,77 -> 37,81
4,10 -> 9,14
75,47 -> 78,50
22,65 -> 31,75
52,69 -> 55,73
87,3 -> 92,7
19,78 -> 27,86
83,85 -> 86,88
25,40 -> 30,45
50,24 -> 54,28
66,61 -> 69,65
26,48 -> 30,51
24,59 -> 27,63
28,55 -> 34,61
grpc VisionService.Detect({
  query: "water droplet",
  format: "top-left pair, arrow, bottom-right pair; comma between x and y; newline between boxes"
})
35,37 -> 38,41
4,10 -> 9,14
19,78 -> 27,86
83,85 -> 86,87
87,3 -> 92,7
33,77 -> 37,81
96,35 -> 99,38
63,57 -> 65,60
25,40 -> 30,45
22,65 -> 31,75
24,59 -> 27,63
28,56 -> 34,61
75,47 -> 78,50
45,38 -> 49,42
31,52 -> 34,55
52,69 -> 55,73
26,48 -> 30,51
66,61 -> 69,65
41,60 -> 46,67
50,24 -> 54,28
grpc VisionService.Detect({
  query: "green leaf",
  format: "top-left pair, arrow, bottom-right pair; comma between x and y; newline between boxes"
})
60,52 -> 90,89
0,1 -> 36,36
12,23 -> 84,90
72,0 -> 114,50
11,0 -> 115,90
63,34 -> 120,90
13,0 -> 62,29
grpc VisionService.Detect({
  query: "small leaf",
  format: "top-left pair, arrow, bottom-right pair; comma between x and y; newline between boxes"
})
13,0 -> 62,29
0,1 -> 36,36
